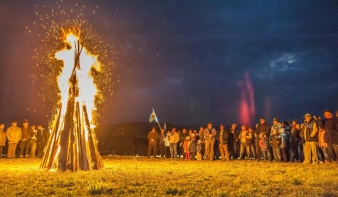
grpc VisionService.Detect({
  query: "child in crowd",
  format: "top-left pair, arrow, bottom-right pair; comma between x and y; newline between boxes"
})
183,136 -> 191,160
189,134 -> 196,160
259,133 -> 270,162
196,140 -> 202,160
270,129 -> 281,162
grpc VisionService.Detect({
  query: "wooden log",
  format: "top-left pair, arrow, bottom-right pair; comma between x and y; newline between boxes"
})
40,103 -> 62,169
82,104 -> 103,169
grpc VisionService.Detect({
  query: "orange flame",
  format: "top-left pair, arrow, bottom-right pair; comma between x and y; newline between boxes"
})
55,33 -> 100,130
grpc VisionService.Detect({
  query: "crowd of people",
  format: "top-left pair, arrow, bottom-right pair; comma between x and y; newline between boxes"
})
0,119 -> 49,159
147,109 -> 338,164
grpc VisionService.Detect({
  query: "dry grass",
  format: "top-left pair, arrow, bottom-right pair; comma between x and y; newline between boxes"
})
0,157 -> 337,196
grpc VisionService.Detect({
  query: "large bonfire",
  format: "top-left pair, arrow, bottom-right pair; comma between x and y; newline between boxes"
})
40,26 -> 104,171
27,2 -> 116,171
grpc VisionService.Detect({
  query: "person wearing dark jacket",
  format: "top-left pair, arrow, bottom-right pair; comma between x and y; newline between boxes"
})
217,124 -> 230,161
255,118 -> 270,161
20,119 -> 33,158
147,127 -> 159,158
289,121 -> 302,162
158,129 -> 166,158
179,129 -> 189,159
301,114 -> 318,164
229,124 -> 239,159
317,109 -> 338,161
36,125 -> 49,158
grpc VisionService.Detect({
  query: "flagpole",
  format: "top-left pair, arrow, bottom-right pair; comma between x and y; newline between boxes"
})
152,108 -> 162,130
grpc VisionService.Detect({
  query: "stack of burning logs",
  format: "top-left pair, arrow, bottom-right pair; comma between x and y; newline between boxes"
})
40,40 -> 104,171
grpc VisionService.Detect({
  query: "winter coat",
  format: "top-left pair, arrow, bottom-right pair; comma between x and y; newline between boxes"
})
228,128 -> 239,143
302,120 -> 318,142
290,128 -> 300,145
179,132 -> 189,145
164,135 -> 170,146
255,122 -> 270,139
217,130 -> 229,145
245,132 -> 253,145
0,129 -> 6,146
169,132 -> 179,144
6,126 -> 22,143
148,131 -> 159,145
36,128 -> 49,143
318,117 -> 338,143
189,141 -> 196,153
21,127 -> 32,141
204,128 -> 217,140
280,131 -> 288,148
270,134 -> 281,148
239,131 -> 247,143
271,123 -> 283,135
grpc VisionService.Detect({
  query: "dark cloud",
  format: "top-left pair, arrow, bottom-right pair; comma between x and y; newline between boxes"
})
0,0 -> 338,127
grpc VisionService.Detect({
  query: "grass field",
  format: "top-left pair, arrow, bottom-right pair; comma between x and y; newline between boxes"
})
0,157 -> 337,197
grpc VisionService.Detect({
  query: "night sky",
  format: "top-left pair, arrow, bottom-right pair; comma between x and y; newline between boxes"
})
1,0 -> 338,128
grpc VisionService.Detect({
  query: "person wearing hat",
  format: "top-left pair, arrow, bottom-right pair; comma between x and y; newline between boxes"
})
20,119 -> 33,158
6,120 -> 22,159
217,124 -> 230,161
301,113 -> 318,164
317,109 -> 337,162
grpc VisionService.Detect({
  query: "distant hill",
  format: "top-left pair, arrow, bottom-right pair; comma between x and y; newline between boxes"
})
95,122 -> 201,156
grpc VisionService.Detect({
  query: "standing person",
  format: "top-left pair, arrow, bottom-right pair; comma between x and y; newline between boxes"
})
169,128 -> 179,159
158,128 -> 166,158
289,121 -> 301,162
147,127 -> 158,158
239,125 -> 250,159
0,124 -> 6,158
179,129 -> 189,159
183,136 -> 191,160
6,120 -> 22,159
301,113 -> 318,164
229,124 -> 239,159
270,118 -> 282,160
279,125 -> 288,162
217,124 -> 230,161
247,127 -> 255,160
259,133 -> 270,162
203,122 -> 217,161
270,128 -> 281,162
20,119 -> 32,158
164,131 -> 171,158
196,140 -> 202,160
254,118 -> 270,161
29,125 -> 38,158
198,127 -> 205,159
295,123 -> 304,162
189,134 -> 196,160
316,110 -> 337,161
36,125 -> 48,158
